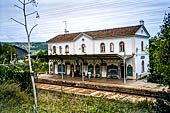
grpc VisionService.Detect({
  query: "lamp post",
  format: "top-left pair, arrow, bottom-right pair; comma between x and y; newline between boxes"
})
123,57 -> 126,85
123,51 -> 126,85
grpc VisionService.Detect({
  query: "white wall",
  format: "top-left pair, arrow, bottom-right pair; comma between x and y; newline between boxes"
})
135,37 -> 149,77
74,35 -> 93,54
48,42 -> 74,55
94,37 -> 132,55
135,55 -> 149,77
48,36 -> 133,55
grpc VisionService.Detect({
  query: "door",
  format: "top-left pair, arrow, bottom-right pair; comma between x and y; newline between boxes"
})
76,65 -> 80,76
120,63 -> 125,78
70,64 -> 74,76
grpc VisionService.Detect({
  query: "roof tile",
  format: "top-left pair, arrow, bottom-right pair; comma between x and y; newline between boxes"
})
47,25 -> 142,42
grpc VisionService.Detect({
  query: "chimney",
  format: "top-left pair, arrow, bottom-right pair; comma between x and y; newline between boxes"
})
139,20 -> 144,25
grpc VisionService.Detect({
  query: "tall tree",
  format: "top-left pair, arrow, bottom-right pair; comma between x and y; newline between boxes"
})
149,8 -> 170,87
11,0 -> 39,112
0,43 -> 2,54
160,11 -> 170,35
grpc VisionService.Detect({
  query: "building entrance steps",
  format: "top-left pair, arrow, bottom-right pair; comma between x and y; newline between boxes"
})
36,74 -> 170,100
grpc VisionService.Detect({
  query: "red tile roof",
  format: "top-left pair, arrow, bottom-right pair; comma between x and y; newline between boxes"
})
47,25 -> 142,43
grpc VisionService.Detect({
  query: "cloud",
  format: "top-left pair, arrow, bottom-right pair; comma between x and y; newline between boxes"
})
0,0 -> 170,42
0,35 -> 12,42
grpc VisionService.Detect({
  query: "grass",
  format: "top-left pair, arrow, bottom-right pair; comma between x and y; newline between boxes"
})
0,83 -> 169,113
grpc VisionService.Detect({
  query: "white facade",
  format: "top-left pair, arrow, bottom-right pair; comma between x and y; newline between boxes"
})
48,36 -> 134,55
47,24 -> 150,80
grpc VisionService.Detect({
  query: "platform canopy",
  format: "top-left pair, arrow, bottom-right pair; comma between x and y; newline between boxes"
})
33,54 -> 133,61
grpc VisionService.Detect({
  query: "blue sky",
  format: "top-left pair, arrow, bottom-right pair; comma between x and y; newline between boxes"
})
0,0 -> 170,42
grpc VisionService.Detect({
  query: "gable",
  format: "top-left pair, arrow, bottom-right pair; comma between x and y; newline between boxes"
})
73,33 -> 93,41
135,26 -> 150,37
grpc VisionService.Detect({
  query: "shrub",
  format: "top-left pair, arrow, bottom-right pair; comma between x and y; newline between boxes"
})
154,98 -> 170,113
0,63 -> 32,92
0,83 -> 33,112
147,73 -> 164,84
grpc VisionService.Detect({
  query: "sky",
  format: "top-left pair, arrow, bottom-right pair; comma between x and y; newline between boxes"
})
0,0 -> 170,42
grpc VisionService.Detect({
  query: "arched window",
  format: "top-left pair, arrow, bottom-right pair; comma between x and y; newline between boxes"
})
142,60 -> 145,72
95,64 -> 100,74
65,45 -> 69,53
50,64 -> 53,72
119,41 -> 125,52
110,43 -> 114,52
53,46 -> 56,54
81,44 -> 86,53
59,46 -> 62,54
100,43 -> 105,53
141,41 -> 144,51
88,64 -> 94,74
58,64 -> 65,72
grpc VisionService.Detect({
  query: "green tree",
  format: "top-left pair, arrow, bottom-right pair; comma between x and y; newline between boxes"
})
0,43 -> 17,64
32,50 -> 49,74
37,50 -> 47,56
149,10 -> 170,87
0,43 -> 2,54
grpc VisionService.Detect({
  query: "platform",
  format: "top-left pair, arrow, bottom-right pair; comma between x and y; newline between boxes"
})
36,74 -> 170,99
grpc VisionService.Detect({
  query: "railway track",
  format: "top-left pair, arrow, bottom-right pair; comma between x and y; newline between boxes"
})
36,83 -> 159,102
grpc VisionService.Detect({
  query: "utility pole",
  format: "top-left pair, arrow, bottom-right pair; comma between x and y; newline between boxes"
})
11,0 -> 39,113
63,21 -> 69,34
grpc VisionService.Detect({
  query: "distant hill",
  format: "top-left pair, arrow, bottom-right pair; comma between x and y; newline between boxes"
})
0,42 -> 47,55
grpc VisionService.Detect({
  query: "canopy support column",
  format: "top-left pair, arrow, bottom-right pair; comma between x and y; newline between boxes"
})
61,60 -> 64,80
82,62 -> 84,81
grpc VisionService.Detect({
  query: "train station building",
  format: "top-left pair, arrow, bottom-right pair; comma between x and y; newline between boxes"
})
46,21 -> 150,80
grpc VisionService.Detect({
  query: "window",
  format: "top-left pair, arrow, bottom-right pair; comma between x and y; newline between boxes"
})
142,60 -> 145,73
119,41 -> 125,52
88,64 -> 94,74
110,43 -> 114,52
81,44 -> 86,53
65,45 -> 69,53
53,46 -> 56,54
59,46 -> 62,54
107,65 -> 118,75
95,64 -> 100,74
58,64 -> 65,72
100,43 -> 105,53
141,41 -> 144,51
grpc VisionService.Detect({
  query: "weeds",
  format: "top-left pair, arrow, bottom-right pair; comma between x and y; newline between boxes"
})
1,83 -> 170,113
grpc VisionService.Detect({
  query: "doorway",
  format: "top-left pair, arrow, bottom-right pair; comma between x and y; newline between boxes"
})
70,64 -> 74,76
120,63 -> 125,78
76,65 -> 80,77
101,63 -> 107,77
